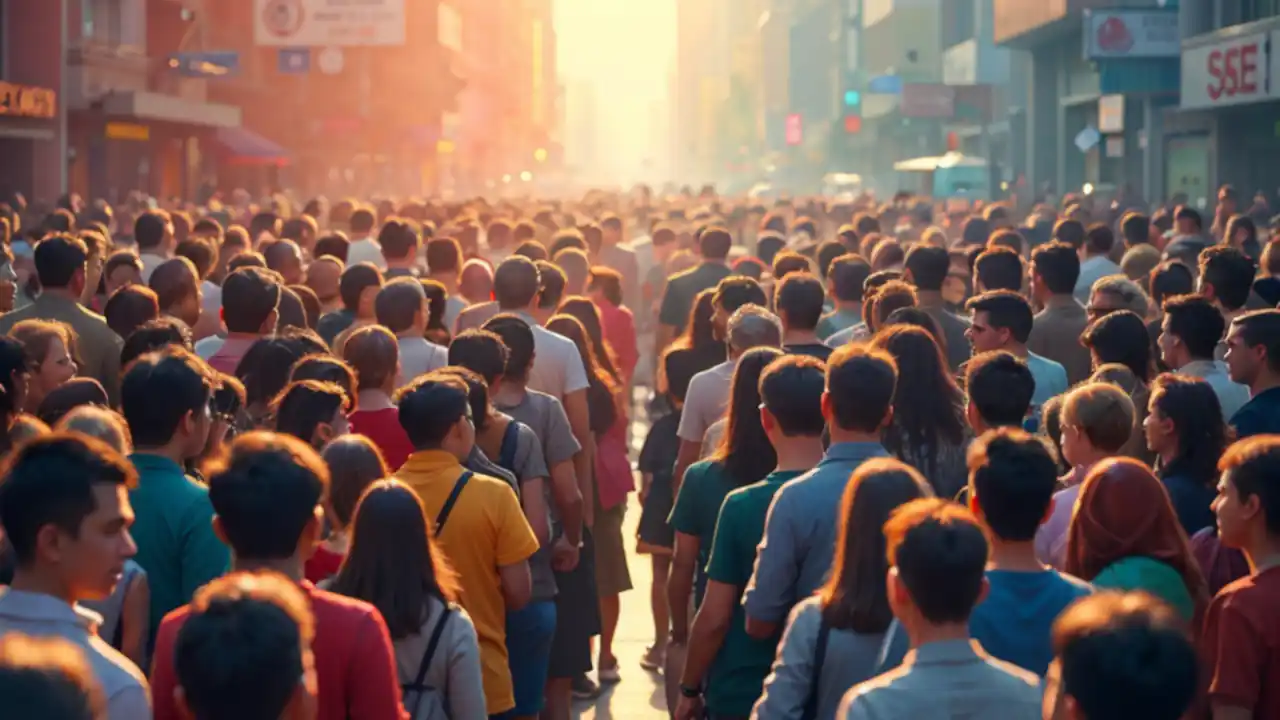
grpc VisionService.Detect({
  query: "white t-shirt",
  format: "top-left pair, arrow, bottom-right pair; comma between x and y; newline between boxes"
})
517,312 -> 589,402
346,236 -> 387,270
677,359 -> 737,443
397,336 -> 449,388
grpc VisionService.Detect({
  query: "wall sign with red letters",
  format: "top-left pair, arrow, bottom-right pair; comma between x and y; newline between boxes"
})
1181,31 -> 1280,110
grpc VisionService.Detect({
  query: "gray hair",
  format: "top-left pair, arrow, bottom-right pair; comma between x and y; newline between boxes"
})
727,304 -> 783,353
1090,274 -> 1149,317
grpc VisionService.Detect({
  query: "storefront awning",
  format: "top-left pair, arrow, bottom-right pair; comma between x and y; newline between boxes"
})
103,91 -> 241,128
215,126 -> 291,166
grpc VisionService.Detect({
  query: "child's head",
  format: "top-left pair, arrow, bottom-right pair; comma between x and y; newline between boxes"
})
662,350 -> 700,410
1060,382 -> 1135,467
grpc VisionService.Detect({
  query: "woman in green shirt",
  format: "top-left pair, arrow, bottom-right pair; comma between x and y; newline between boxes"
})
1064,458 -> 1209,624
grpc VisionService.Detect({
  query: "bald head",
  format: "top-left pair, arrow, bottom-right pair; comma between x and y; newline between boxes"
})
264,239 -> 304,285
306,256 -> 343,307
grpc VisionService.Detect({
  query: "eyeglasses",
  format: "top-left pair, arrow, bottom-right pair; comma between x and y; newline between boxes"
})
1085,305 -> 1119,319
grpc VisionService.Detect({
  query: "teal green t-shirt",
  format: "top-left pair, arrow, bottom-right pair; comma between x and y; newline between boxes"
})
668,460 -> 734,605
703,469 -> 805,716
1093,556 -> 1196,622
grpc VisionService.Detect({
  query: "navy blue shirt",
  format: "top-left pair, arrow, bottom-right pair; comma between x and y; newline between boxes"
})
1231,387 -> 1280,439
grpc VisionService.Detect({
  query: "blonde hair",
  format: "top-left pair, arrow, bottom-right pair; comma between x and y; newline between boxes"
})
9,319 -> 75,368
1062,381 -> 1136,454
56,406 -> 133,454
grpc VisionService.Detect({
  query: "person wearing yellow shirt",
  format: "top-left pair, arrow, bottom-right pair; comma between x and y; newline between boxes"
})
393,372 -> 540,717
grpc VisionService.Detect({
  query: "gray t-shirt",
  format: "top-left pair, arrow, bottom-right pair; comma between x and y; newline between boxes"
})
495,390 -> 582,601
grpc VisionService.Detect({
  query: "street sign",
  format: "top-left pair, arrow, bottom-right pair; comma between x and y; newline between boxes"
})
868,75 -> 902,94
277,48 -> 311,74
167,51 -> 240,78
900,84 -> 956,118
255,0 -> 406,47
317,46 -> 345,75
785,113 -> 803,146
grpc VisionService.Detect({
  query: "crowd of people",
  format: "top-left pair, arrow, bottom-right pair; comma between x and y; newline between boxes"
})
0,185 -> 1277,720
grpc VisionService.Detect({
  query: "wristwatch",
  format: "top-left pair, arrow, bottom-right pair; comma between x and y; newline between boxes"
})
679,683 -> 702,699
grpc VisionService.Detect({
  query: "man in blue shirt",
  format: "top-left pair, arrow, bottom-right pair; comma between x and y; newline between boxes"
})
1225,309 -> 1280,438
965,290 -> 1068,414
742,344 -> 894,639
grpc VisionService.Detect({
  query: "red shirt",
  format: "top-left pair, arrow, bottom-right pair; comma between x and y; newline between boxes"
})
150,580 -> 408,720
349,408 -> 414,472
1201,566 -> 1280,717
597,300 -> 638,383
305,546 -> 345,584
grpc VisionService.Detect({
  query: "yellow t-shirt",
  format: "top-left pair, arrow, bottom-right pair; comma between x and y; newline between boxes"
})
395,449 -> 539,715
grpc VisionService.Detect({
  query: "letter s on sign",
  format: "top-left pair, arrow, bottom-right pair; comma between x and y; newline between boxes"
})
1207,49 -> 1224,101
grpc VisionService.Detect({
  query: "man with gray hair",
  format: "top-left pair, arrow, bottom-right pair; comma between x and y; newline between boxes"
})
673,303 -> 783,489
1087,274 -> 1150,319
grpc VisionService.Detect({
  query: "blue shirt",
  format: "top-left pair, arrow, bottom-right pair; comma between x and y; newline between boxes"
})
1026,351 -> 1069,409
1231,386 -> 1280,439
743,442 -> 889,624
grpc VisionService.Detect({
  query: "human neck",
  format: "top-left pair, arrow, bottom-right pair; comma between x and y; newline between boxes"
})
430,274 -> 458,293
357,388 -> 396,410
140,247 -> 169,258
9,567 -> 76,605
835,300 -> 862,313
492,380 -> 528,405
988,538 -> 1047,572
1045,293 -> 1077,307
783,329 -> 820,346
1243,533 -> 1280,574
1158,444 -> 1178,469
39,287 -> 79,302
233,556 -> 305,583
905,618 -> 972,648
915,289 -> 943,306
134,444 -> 190,466
828,427 -> 881,445
1251,372 -> 1280,397
1003,342 -> 1029,359
225,329 -> 262,340
772,437 -> 825,472
386,256 -> 416,270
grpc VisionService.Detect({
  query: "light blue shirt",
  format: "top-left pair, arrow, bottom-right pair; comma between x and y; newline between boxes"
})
743,442 -> 889,623
1074,254 -> 1123,304
1026,351 -> 1069,408
1178,359 -> 1251,420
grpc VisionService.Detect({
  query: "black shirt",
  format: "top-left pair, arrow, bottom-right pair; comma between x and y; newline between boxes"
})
1231,386 -> 1280,439
785,343 -> 834,362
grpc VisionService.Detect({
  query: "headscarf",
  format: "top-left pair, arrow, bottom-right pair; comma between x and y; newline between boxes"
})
1065,457 -> 1209,622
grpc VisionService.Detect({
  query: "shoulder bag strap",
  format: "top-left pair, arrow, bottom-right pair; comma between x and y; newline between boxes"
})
405,607 -> 452,717
801,614 -> 832,720
498,421 -> 521,472
435,472 -> 473,534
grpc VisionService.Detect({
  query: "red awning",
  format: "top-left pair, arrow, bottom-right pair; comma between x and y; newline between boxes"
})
215,126 -> 290,167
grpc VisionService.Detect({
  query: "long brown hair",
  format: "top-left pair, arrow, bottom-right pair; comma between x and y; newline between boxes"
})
820,457 -> 933,632
328,479 -> 460,639
546,314 -> 616,395
709,347 -> 782,487
1064,458 -> 1209,619
557,296 -> 621,384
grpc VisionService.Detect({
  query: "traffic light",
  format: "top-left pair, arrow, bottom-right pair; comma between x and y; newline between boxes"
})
843,115 -> 862,134
844,90 -> 861,107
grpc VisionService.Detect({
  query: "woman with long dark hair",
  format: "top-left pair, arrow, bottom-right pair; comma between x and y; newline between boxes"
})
545,313 -> 631,681
307,435 -> 389,584
328,480 -> 486,719
870,325 -> 969,499
271,379 -> 350,449
1144,374 -> 1232,535
754,458 -> 933,719
1082,310 -> 1153,383
1065,458 -> 1210,624
0,336 -> 30,456
659,289 -> 724,403
668,347 -> 782,691
557,295 -> 623,386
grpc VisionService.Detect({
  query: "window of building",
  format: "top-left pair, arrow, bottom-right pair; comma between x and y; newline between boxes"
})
1224,0 -> 1280,28
81,0 -> 143,48
942,0 -> 977,50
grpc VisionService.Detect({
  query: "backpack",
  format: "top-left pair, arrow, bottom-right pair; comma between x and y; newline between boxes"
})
497,420 -> 521,476
402,607 -> 453,720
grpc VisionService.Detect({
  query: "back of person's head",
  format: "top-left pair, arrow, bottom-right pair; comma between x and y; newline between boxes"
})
134,210 -> 170,251
534,260 -> 566,310
1149,261 -> 1195,309
425,237 -> 462,276
36,378 -> 108,428
1218,434 -> 1280,537
338,262 -> 384,314
448,329 -> 509,385
554,248 -> 590,292
0,433 -> 135,574
1082,310 -> 1151,382
1199,245 -> 1256,311
758,355 -> 826,437
208,432 -> 329,560
1031,241 -> 1082,295
512,239 -> 548,262
1084,223 -> 1115,256
869,280 -> 919,330
828,253 -> 871,303
903,245 -> 949,291
55,405 -> 131,454
1121,212 -> 1151,246
320,435 -> 389,530
374,277 -> 426,335
120,318 -> 192,367
974,246 -> 1024,292
272,380 -> 350,448
826,343 -> 897,433
1175,205 -> 1203,231
494,255 -> 541,309
175,236 -> 216,280
966,290 -> 1034,344
1053,218 -> 1087,249
288,354 -> 356,399
349,207 -> 376,235
313,232 -> 350,264
1062,382 -> 1135,454
756,233 -> 785,266
484,314 -> 535,383
961,215 -> 992,246
775,272 -> 825,331
884,498 -> 989,623
713,275 -> 766,315
699,227 -> 733,260
986,228 -> 1026,255
104,284 -> 160,340
378,219 -> 419,261
121,348 -> 214,448
1161,293 -> 1225,360
148,256 -> 199,313
222,267 -> 281,335
1048,592 -> 1198,720
968,428 -> 1060,541
726,304 -> 782,354
342,325 -> 398,392
459,258 -> 495,301
0,633 -> 106,720
395,373 -> 471,450
174,572 -> 315,720
548,229 -> 586,257
965,351 -> 1035,428
34,234 -> 87,289
816,240 -> 847,280
587,266 -> 625,307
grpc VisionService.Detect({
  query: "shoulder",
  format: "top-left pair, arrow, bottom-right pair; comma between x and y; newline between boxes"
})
310,585 -> 386,629
87,633 -> 149,689
983,654 -> 1043,691
1054,569 -> 1096,596
786,595 -> 825,629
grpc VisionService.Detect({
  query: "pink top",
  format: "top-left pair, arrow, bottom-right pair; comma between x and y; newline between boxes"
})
1035,465 -> 1090,569
597,301 -> 638,384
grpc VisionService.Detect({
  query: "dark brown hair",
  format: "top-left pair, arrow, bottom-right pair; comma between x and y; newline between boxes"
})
329,480 -> 460,639
341,325 -> 398,392
320,435 -> 389,529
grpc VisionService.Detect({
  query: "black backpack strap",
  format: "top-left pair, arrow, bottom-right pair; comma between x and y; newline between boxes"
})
498,421 -> 521,473
801,614 -> 832,720
404,606 -> 452,717
435,472 -> 472,534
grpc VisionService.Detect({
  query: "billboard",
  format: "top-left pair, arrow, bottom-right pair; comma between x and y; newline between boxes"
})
254,0 -> 405,47
1083,9 -> 1180,60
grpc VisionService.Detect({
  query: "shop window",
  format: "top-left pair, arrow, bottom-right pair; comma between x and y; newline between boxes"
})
81,0 -> 143,49
1224,0 -> 1280,28
942,0 -> 977,50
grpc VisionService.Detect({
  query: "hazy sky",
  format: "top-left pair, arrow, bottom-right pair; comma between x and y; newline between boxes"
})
555,0 -> 676,181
